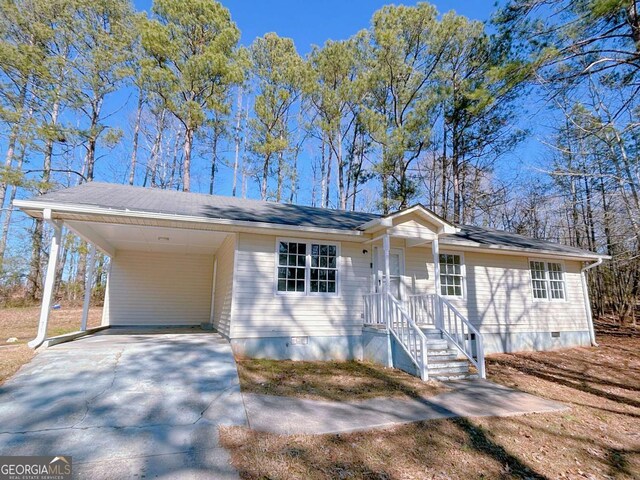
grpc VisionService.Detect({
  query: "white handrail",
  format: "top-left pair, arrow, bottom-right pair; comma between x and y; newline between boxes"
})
386,293 -> 429,380
437,296 -> 486,379
363,291 -> 429,380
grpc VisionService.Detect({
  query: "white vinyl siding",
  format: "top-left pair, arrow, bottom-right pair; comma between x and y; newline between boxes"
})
213,235 -> 236,336
232,233 -> 368,338
106,250 -> 213,326
431,251 -> 586,334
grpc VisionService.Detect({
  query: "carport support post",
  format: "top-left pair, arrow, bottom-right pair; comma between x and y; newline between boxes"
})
80,244 -> 96,331
28,210 -> 63,349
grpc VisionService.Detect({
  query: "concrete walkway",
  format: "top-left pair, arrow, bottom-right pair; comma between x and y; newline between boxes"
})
0,328 -> 247,479
244,379 -> 568,435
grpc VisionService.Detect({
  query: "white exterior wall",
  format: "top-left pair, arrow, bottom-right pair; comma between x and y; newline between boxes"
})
106,250 -> 214,326
213,234 -> 236,337
398,244 -> 590,335
231,233 -> 370,338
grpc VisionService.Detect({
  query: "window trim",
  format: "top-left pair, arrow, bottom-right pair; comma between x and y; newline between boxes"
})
438,251 -> 466,299
274,237 -> 341,297
528,258 -> 568,303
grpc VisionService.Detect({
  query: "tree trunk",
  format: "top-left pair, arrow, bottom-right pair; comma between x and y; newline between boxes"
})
84,97 -> 103,183
168,130 -> 182,190
0,81 -> 28,214
129,89 -> 144,186
0,138 -> 27,263
182,127 -> 193,192
209,133 -> 218,195
350,129 -> 366,211
337,131 -> 345,209
145,109 -> 166,188
325,147 -> 332,208
232,89 -> 243,197
261,153 -> 271,200
320,134 -> 327,208
441,123 -> 448,220
276,148 -> 283,202
27,220 -> 44,302
451,124 -> 461,224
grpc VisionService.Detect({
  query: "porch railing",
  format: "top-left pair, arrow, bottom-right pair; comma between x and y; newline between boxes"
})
363,292 -> 428,380
436,296 -> 486,379
363,292 -> 385,325
404,294 -> 437,325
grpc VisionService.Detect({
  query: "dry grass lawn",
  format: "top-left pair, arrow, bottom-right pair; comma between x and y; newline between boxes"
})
221,321 -> 640,479
0,305 -> 103,384
237,358 -> 449,401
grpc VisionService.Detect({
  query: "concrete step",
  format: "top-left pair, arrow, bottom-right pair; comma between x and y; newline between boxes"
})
396,335 -> 449,350
430,372 -> 479,381
426,349 -> 459,361
425,339 -> 449,350
419,327 -> 443,340
427,359 -> 470,374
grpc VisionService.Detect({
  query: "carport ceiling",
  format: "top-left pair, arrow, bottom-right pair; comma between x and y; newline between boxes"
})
65,221 -> 228,255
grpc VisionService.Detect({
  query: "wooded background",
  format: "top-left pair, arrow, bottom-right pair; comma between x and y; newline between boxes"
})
0,0 -> 638,325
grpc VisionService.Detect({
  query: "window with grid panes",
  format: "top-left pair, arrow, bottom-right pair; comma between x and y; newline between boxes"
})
547,262 -> 565,299
529,260 -> 566,300
439,253 -> 463,297
277,241 -> 306,293
529,261 -> 548,299
310,244 -> 337,293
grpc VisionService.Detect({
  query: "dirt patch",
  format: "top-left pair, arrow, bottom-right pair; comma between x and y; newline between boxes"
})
0,345 -> 34,384
224,329 -> 640,479
236,358 -> 448,401
0,306 -> 103,385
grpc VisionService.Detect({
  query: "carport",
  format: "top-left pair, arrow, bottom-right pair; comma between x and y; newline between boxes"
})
15,191 -> 235,348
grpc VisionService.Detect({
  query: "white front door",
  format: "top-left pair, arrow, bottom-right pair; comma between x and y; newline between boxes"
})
375,247 -> 405,299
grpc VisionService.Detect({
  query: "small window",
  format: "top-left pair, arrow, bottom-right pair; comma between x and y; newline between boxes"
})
529,260 -> 566,301
310,244 -> 337,293
277,241 -> 306,293
439,253 -> 463,297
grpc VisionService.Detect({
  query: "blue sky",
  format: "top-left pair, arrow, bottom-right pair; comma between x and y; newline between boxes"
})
135,1 -> 500,54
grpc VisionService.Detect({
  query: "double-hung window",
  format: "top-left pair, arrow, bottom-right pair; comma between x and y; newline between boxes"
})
529,260 -> 566,301
277,241 -> 306,293
439,253 -> 464,297
276,240 -> 338,295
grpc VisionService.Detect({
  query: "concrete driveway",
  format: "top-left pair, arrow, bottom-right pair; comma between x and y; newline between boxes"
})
0,328 -> 247,479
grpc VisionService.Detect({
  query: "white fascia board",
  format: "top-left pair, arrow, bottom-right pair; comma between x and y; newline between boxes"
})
13,200 -> 366,240
359,217 -> 391,230
439,240 -> 609,261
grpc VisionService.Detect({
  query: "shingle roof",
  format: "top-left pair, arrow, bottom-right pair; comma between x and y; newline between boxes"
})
22,182 -> 603,258
442,225 -> 598,258
25,182 -> 379,230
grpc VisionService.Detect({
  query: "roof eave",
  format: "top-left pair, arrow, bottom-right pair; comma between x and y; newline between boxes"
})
13,200 -> 366,238
439,239 -> 610,261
